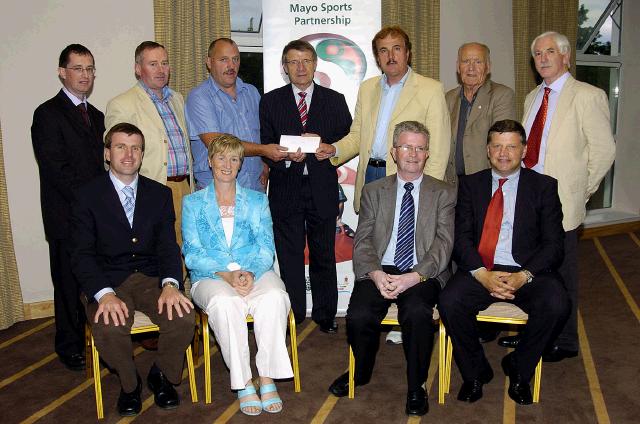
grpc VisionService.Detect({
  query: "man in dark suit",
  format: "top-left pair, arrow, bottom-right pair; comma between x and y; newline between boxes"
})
259,40 -> 352,331
328,121 -> 456,416
439,120 -> 570,405
31,44 -> 106,371
71,123 -> 194,416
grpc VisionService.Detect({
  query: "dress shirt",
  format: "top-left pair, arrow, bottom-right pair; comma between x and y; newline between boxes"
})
523,72 -> 570,173
289,82 -> 315,173
370,68 -> 411,160
139,81 -> 189,178
94,171 -> 177,301
492,169 -> 520,267
185,76 -> 263,191
455,87 -> 478,175
62,86 -> 87,108
381,174 -> 423,267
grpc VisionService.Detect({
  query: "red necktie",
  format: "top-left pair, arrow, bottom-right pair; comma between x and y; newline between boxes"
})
523,87 -> 551,168
77,103 -> 90,127
477,178 -> 508,270
297,92 -> 307,131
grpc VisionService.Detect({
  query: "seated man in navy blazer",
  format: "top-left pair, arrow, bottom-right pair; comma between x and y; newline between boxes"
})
439,119 -> 570,405
71,123 -> 194,416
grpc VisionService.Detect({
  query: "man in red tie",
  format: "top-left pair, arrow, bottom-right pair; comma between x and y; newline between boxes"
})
499,31 -> 616,361
439,119 -> 570,405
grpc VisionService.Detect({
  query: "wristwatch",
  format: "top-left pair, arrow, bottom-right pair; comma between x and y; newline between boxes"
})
521,269 -> 534,284
418,273 -> 428,283
163,280 -> 180,290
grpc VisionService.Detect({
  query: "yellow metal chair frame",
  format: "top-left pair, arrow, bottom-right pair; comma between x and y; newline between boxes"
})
347,305 -> 447,404
199,310 -> 301,404
85,311 -> 198,419
442,302 -> 542,403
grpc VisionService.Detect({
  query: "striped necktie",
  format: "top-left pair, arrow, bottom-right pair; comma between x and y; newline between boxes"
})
298,92 -> 308,131
394,182 -> 415,272
122,185 -> 135,227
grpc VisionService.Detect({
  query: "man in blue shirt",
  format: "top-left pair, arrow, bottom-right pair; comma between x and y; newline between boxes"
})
186,38 -> 288,191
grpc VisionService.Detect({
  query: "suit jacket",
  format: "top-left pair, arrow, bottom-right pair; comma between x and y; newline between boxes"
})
70,174 -> 182,301
105,84 -> 194,186
522,75 -> 615,231
331,70 -> 451,212
181,183 -> 276,284
353,174 -> 456,287
259,83 -> 352,218
444,80 -> 515,184
31,89 -> 106,240
454,168 -> 564,275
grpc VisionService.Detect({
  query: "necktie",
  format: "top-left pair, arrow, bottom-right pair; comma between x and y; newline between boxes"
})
523,87 -> 551,168
394,182 -> 415,272
122,186 -> 135,227
297,92 -> 308,131
477,178 -> 508,270
77,103 -> 90,127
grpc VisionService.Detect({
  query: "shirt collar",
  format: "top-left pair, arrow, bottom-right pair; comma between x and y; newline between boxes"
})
542,71 -> 570,93
292,81 -> 314,97
491,168 -> 521,183
381,67 -> 411,89
109,170 -> 139,194
138,80 -> 171,102
62,87 -> 86,106
397,173 -> 423,190
208,75 -> 247,94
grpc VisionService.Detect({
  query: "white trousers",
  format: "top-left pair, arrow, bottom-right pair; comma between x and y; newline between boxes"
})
191,270 -> 294,390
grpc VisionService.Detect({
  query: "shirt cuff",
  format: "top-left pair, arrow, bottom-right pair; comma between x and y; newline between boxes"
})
470,267 -> 486,279
161,278 -> 179,288
94,287 -> 115,302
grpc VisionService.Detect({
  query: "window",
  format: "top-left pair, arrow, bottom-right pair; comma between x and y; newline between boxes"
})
231,0 -> 264,93
577,0 -> 622,210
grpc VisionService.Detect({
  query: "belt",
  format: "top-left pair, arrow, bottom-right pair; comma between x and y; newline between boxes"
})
368,158 -> 386,167
167,174 -> 188,182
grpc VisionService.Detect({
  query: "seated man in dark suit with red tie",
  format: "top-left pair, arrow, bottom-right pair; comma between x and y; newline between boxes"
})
71,123 -> 194,417
328,121 -> 456,416
439,119 -> 570,405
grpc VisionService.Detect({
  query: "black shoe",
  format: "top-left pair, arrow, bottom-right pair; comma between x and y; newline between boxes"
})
406,387 -> 428,416
542,345 -> 578,362
328,372 -> 353,397
59,352 -> 86,371
317,319 -> 338,334
501,353 -> 533,405
498,335 -> 521,348
147,364 -> 180,409
457,364 -> 493,402
117,376 -> 142,416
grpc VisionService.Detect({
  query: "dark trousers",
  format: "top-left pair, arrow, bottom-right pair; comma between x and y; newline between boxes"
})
84,273 -> 194,392
439,266 -> 570,382
49,238 -> 85,357
346,267 -> 440,392
556,229 -> 579,350
272,177 -> 337,324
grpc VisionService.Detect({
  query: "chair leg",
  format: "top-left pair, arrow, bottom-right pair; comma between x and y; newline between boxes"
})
348,346 -> 355,399
85,324 -> 93,380
533,358 -> 542,402
90,335 -> 104,419
192,312 -> 201,364
201,311 -> 212,404
185,345 -> 198,403
438,320 -> 446,404
445,337 -> 453,394
288,311 -> 301,392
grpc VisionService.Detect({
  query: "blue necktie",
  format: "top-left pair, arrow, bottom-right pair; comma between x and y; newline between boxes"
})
394,182 -> 415,272
122,186 -> 135,227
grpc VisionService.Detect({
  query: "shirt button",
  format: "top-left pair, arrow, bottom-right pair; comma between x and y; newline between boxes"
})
164,162 -> 168,166
132,237 -> 138,243
164,139 -> 168,144
132,254 -> 136,258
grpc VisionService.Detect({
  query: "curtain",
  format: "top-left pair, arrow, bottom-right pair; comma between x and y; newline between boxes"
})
382,0 -> 440,80
0,121 -> 24,329
153,0 -> 231,97
512,0 -> 578,118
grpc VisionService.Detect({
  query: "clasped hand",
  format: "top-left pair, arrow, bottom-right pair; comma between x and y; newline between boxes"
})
474,269 -> 528,300
369,270 -> 421,299
217,270 -> 255,297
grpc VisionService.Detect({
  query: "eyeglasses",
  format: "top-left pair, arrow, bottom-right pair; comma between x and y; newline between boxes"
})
285,59 -> 314,67
66,66 -> 96,75
395,145 -> 428,153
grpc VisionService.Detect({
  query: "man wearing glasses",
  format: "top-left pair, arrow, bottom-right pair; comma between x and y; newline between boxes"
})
31,44 -> 106,372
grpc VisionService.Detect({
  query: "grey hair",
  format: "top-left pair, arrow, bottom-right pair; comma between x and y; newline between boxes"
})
392,121 -> 430,148
457,42 -> 491,64
530,31 -> 571,56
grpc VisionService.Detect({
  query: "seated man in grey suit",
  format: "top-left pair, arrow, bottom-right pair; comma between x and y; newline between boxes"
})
71,123 -> 194,417
328,121 -> 456,416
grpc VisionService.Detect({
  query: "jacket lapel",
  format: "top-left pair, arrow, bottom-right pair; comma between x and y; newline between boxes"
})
477,171 -> 493,231
56,90 -> 92,137
546,76 -> 576,152
380,175 -> 398,254
134,85 -> 166,133
203,184 -> 228,248
391,71 -> 418,121
466,81 -> 491,128
102,175 -> 131,230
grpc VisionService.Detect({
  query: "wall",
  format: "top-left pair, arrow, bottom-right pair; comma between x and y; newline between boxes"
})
0,0 -> 154,303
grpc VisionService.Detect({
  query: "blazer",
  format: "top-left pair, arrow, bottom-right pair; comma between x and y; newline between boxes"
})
331,70 -> 451,212
31,89 -> 106,240
105,84 -> 194,186
181,183 -> 276,284
522,75 -> 615,231
353,174 -> 456,287
70,174 -> 182,301
454,168 -> 565,275
444,80 -> 516,185
259,83 -> 352,218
